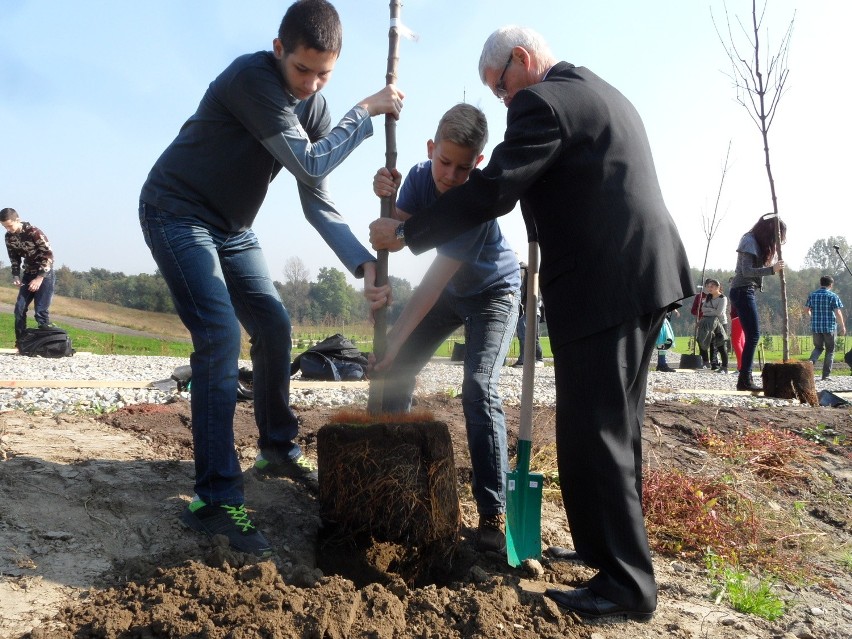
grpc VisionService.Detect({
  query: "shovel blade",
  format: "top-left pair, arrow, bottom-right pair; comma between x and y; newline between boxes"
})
505,468 -> 543,567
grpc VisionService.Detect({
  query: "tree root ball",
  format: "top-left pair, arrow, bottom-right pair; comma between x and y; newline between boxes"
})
762,361 -> 819,406
316,412 -> 461,548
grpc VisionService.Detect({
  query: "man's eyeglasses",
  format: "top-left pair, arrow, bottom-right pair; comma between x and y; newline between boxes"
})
494,54 -> 513,102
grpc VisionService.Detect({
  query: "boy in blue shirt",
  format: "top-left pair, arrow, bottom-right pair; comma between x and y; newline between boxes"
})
371,103 -> 520,553
805,275 -> 846,380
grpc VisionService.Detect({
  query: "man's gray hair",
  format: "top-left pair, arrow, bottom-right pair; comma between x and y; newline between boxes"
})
478,26 -> 554,84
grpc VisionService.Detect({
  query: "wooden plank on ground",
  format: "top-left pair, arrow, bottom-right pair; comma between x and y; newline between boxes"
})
0,380 -> 154,389
0,379 -> 369,390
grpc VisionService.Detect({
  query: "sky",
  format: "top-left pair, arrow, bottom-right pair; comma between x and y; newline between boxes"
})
1,0 -> 849,292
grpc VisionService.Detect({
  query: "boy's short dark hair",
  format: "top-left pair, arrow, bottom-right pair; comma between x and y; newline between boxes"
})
820,275 -> 834,287
278,0 -> 343,56
434,104 -> 488,154
0,208 -> 20,223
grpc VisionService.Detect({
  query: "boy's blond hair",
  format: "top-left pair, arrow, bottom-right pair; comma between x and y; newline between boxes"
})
434,104 -> 488,155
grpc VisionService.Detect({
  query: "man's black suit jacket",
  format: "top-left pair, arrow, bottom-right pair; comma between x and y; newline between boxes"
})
404,62 -> 693,349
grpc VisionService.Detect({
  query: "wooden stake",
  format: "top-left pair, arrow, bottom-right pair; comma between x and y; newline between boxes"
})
368,0 -> 402,414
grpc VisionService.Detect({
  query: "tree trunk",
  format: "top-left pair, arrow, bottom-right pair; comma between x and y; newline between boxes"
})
368,0 -> 402,413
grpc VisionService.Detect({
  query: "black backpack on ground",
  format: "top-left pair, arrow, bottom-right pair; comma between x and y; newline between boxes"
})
170,364 -> 254,401
17,327 -> 75,358
290,334 -> 368,381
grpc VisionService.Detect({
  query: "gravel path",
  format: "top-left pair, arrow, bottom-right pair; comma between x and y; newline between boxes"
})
0,351 -> 848,414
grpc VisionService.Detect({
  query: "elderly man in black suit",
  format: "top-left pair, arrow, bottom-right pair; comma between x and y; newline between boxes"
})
370,25 -> 692,621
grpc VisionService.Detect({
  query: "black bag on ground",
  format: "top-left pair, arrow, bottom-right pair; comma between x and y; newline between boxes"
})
17,327 -> 75,358
170,364 -> 254,401
290,333 -> 368,381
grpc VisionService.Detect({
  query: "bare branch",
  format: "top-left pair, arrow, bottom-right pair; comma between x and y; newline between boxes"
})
691,140 -> 732,353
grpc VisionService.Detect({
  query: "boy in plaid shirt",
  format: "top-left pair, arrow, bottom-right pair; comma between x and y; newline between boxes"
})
1,207 -> 56,345
805,275 -> 846,380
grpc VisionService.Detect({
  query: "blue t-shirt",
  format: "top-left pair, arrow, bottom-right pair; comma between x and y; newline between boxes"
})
396,161 -> 519,298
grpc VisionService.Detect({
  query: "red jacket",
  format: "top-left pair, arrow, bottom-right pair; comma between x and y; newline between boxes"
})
690,293 -> 705,318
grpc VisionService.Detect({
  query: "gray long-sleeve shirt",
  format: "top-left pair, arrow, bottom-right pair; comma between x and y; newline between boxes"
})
140,51 -> 375,277
729,232 -> 775,291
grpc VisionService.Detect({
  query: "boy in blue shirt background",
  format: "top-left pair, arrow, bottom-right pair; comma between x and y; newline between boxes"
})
371,103 -> 520,553
805,275 -> 846,380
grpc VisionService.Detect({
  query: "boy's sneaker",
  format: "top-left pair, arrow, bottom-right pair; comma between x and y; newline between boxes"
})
180,497 -> 272,556
476,513 -> 507,554
534,360 -> 545,367
255,452 -> 319,492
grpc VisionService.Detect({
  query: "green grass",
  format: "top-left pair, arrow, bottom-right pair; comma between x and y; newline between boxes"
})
2,311 -> 553,360
671,335 -> 850,375
6,310 -> 844,369
840,550 -> 852,572
1,313 -> 193,357
706,552 -> 786,621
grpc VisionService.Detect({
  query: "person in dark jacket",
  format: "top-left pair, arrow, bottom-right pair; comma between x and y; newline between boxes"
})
370,25 -> 692,622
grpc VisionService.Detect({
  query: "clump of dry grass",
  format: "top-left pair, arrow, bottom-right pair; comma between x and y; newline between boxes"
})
643,468 -> 760,561
643,425 -> 833,581
529,443 -> 561,501
697,426 -> 818,481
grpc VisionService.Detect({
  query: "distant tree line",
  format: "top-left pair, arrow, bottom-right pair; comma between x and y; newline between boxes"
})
0,256 -> 415,326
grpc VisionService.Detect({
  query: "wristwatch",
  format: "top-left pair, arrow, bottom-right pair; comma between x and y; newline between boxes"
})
394,221 -> 406,246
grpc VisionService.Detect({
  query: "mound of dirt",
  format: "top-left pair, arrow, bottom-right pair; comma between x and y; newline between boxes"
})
1,396 -> 851,638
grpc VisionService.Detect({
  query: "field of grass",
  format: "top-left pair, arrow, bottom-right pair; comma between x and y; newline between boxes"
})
0,313 -> 193,357
1,288 -> 554,360
1,281 -> 840,367
670,335 -> 850,375
0,287 -> 191,340
5,298 -> 844,374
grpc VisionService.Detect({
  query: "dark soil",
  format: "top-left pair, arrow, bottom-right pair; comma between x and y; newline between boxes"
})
2,395 -> 851,638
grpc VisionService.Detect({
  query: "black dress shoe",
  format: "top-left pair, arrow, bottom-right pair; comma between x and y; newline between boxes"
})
544,587 -> 654,622
546,546 -> 585,563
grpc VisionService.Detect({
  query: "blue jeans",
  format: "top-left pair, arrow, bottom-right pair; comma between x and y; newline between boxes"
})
515,310 -> 543,363
729,286 -> 759,374
381,290 -> 518,515
139,202 -> 300,506
14,270 -> 55,340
